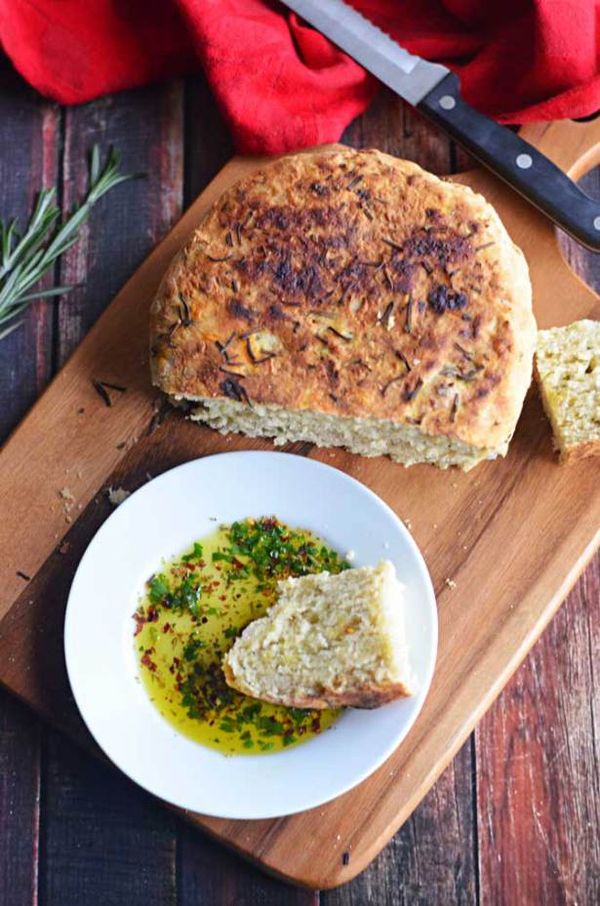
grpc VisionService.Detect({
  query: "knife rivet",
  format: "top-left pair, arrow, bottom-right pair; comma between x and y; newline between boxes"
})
594,216 -> 600,231
516,153 -> 533,169
439,95 -> 456,110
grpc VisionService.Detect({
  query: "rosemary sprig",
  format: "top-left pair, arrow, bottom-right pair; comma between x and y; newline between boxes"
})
0,146 -> 137,340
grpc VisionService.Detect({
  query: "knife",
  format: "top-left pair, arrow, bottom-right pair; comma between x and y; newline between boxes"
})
281,0 -> 600,251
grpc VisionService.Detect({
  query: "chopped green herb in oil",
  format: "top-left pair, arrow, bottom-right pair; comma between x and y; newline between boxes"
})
134,517 -> 348,755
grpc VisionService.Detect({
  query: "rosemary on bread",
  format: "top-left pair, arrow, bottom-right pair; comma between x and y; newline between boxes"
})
150,149 -> 536,471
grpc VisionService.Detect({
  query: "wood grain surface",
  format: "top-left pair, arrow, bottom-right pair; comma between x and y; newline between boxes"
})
0,61 -> 598,903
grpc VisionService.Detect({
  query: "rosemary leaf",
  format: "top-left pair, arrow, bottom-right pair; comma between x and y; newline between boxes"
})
0,146 -> 138,339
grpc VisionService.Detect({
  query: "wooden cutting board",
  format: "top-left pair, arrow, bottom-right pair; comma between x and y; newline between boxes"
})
0,117 -> 598,890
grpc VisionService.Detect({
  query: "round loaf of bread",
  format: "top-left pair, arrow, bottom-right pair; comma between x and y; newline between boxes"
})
150,148 -> 536,470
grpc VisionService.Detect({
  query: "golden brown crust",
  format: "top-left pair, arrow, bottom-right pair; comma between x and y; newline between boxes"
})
223,661 -> 411,709
560,440 -> 600,464
151,148 -> 535,451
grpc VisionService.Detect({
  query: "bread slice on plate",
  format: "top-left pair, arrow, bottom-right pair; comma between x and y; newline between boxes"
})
535,319 -> 600,464
150,147 -> 536,470
222,560 -> 413,710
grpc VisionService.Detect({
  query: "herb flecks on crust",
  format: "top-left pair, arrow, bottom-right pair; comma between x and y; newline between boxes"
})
150,148 -> 535,459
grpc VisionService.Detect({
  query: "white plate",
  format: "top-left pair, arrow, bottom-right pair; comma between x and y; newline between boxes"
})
65,451 -> 437,819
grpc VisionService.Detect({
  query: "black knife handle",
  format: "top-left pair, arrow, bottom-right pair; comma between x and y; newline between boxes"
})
418,72 -> 600,251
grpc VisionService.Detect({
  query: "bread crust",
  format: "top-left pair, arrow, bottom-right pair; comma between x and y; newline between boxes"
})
150,148 -> 535,452
222,661 -> 411,709
561,440 -> 600,464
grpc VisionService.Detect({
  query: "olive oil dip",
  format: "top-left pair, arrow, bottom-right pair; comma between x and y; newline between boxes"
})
134,517 -> 347,755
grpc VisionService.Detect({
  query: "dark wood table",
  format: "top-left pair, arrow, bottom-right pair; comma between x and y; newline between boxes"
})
1,61 -> 598,905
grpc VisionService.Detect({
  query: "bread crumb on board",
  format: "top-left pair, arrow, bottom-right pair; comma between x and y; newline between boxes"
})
444,577 -> 457,590
58,486 -> 76,523
107,486 -> 130,506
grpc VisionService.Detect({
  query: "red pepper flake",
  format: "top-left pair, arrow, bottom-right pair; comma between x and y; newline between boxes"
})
133,611 -> 146,636
162,622 -> 172,633
147,606 -> 159,623
141,651 -> 157,672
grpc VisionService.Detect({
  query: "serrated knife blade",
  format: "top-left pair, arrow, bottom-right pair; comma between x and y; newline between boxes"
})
282,0 -> 448,105
280,0 -> 600,250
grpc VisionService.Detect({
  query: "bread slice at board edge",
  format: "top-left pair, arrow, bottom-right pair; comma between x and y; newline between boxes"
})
535,319 -> 600,464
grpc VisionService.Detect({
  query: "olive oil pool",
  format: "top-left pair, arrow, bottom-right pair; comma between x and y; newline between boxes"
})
134,517 -> 347,755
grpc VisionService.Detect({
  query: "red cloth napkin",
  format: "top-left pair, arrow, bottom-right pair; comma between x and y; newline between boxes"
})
1,0 -> 599,154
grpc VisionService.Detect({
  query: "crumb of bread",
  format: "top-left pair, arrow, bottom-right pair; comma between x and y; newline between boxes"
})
107,486 -> 130,506
444,577 -> 456,590
59,487 -> 76,523
223,561 -> 413,709
188,398 -> 501,471
345,549 -> 356,562
535,320 -> 600,463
